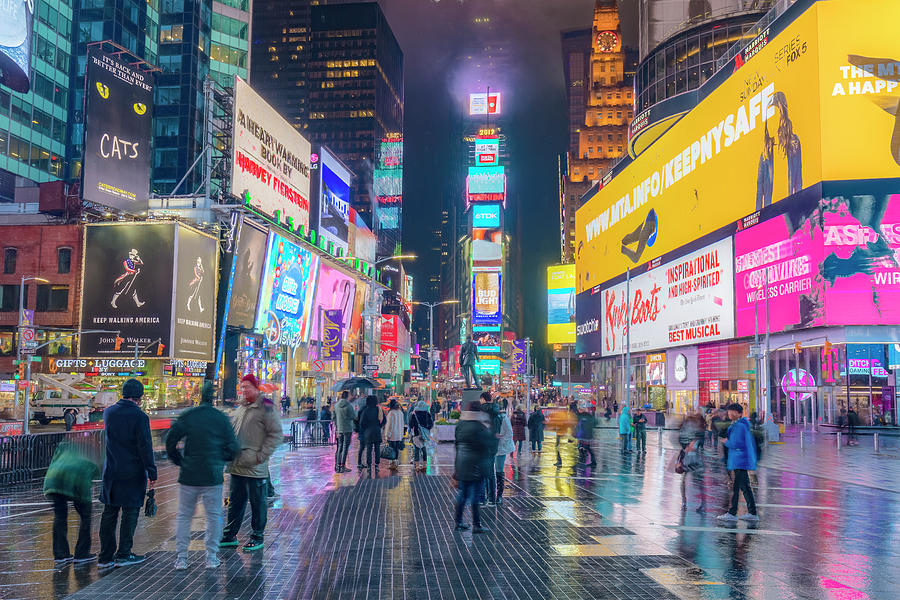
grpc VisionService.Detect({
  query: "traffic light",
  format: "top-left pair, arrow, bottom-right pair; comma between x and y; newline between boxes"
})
157,343 -> 165,356
16,364 -> 25,380
114,336 -> 124,351
794,342 -> 802,354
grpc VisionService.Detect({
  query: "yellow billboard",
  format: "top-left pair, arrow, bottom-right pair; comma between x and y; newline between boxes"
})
547,264 -> 576,344
575,0 -> 900,293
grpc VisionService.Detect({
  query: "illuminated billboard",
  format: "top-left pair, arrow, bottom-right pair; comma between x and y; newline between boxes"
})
473,271 -> 502,325
472,228 -> 502,270
472,204 -> 501,228
0,0 -> 32,93
255,232 -> 319,348
475,138 -> 499,166
232,77 -> 312,231
467,166 -> 506,205
547,264 -> 576,345
575,0 -> 900,293
317,147 -> 352,255
469,92 -> 501,115
308,263 -> 356,344
375,133 -> 403,258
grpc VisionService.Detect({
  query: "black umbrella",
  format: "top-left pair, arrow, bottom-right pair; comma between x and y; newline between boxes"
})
332,377 -> 382,392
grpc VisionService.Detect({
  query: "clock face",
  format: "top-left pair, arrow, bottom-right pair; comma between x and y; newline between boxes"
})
597,30 -> 618,52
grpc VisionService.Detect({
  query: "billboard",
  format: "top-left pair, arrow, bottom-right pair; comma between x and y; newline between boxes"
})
472,228 -> 502,269
472,204 -> 501,228
0,0 -> 32,93
232,77 -> 312,231
308,263 -> 357,344
322,309 -> 343,360
318,147 -> 352,255
226,221 -> 267,329
467,166 -> 506,194
83,47 -> 153,214
547,264 -> 576,345
469,92 -> 501,115
473,271 -> 502,325
346,284 -> 368,351
80,224 -> 175,357
255,232 -> 319,349
475,138 -> 500,166
575,0 -> 900,293
375,134 -> 403,258
172,227 -> 218,360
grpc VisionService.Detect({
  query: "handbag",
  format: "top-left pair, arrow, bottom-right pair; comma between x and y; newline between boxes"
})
380,444 -> 398,460
144,489 -> 157,518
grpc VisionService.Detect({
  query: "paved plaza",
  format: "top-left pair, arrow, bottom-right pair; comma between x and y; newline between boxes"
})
1,428 -> 898,600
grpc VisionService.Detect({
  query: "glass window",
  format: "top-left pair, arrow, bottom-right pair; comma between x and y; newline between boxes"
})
156,86 -> 180,105
0,284 -> 19,311
57,248 -> 71,274
9,134 -> 28,160
3,248 -> 16,274
160,24 -> 184,43
154,116 -> 180,136
36,285 -> 69,312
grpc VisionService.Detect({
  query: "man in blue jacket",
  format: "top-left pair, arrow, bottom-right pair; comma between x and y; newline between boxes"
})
718,403 -> 759,523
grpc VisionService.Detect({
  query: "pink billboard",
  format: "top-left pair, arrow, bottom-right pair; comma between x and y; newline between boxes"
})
307,264 -> 356,343
735,188 -> 900,336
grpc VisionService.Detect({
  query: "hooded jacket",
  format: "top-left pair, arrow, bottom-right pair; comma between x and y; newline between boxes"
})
618,405 -> 632,435
725,417 -> 758,471
496,413 -> 514,455
385,408 -> 405,442
166,402 -> 240,487
454,411 -> 492,482
226,397 -> 282,478
334,397 -> 356,434
527,409 -> 545,441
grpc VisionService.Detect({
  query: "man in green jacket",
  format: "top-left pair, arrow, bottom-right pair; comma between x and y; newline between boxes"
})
166,381 -> 240,570
221,374 -> 282,553
333,391 -> 355,473
43,442 -> 100,563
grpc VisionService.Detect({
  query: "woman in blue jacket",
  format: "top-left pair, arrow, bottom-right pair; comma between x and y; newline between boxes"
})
618,404 -> 632,455
718,403 -> 758,523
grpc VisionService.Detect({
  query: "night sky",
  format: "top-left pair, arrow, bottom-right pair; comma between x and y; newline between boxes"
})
377,0 -> 637,369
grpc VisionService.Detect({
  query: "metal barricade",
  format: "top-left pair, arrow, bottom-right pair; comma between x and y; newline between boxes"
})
290,419 -> 336,447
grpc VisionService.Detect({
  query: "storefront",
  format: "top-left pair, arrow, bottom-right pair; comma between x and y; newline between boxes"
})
666,346 -> 698,415
698,341 -> 754,414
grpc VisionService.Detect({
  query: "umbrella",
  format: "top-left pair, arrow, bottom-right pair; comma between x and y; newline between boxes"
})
332,377 -> 382,392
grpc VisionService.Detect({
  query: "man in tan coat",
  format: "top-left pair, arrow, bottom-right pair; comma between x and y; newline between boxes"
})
220,374 -> 282,552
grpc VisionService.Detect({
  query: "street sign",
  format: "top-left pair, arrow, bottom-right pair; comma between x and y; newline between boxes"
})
363,363 -> 379,377
29,356 -> 41,362
21,328 -> 35,342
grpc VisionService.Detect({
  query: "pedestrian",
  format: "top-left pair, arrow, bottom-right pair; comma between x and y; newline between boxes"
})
409,400 -> 434,471
44,441 -> 99,564
384,398 -> 405,470
479,392 -> 501,504
613,400 -> 619,414
494,406 -> 514,505
633,407 -> 648,454
575,407 -> 598,466
221,374 -> 282,553
552,403 -> 578,467
678,412 -> 706,512
527,406 -> 545,454
511,404 -> 527,456
320,403 -> 332,441
718,403 -> 759,523
166,381 -> 240,570
64,407 -> 76,432
304,402 -> 317,441
618,403 -> 633,454
453,399 -> 492,533
280,395 -> 289,416
333,391 -> 355,473
357,395 -> 385,470
847,407 -> 860,445
98,378 -> 158,568
430,398 -> 441,420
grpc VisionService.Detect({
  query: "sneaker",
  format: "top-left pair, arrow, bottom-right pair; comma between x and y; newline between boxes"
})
206,556 -> 221,569
174,558 -> 188,571
97,560 -> 116,569
115,554 -> 146,567
54,556 -> 74,564
473,526 -> 490,534
242,539 -> 264,552
219,537 -> 239,548
717,513 -> 739,522
73,554 -> 97,564
454,523 -> 470,531
739,513 -> 760,522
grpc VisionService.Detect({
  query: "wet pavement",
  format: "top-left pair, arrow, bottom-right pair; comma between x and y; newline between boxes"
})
1,427 -> 898,600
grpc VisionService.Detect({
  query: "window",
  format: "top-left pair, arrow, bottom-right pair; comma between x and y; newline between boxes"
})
160,24 -> 183,44
57,248 -> 71,274
36,285 -> 69,312
0,331 -> 12,355
0,284 -> 20,311
3,248 -> 15,274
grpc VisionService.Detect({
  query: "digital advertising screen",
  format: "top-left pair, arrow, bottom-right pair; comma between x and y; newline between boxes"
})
255,232 -> 319,349
226,221 -> 267,329
232,76 -> 312,231
318,147 -> 352,255
172,226 -> 219,361
80,223 -> 175,357
308,263 -> 356,344
467,166 -> 506,194
83,47 -> 153,214
472,204 -> 501,228
0,0 -> 32,93
469,92 -> 501,115
547,264 -> 576,345
472,271 -> 502,325
475,138 -> 499,166
472,228 -> 502,269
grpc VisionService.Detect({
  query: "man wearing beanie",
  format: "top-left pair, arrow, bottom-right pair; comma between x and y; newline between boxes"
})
166,381 -> 240,570
221,373 -> 282,552
98,378 -> 157,568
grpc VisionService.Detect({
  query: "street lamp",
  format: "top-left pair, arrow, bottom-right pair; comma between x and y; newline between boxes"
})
15,276 -> 49,417
409,299 -> 458,397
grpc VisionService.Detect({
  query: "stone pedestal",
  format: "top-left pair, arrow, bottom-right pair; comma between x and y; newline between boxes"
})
461,389 -> 483,407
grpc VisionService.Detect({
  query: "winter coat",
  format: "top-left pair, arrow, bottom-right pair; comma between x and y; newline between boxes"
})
43,442 -> 99,504
496,413 -> 514,455
454,412 -> 492,482
725,417 -> 758,471
385,409 -> 405,442
511,410 -> 527,441
226,398 -> 283,479
576,413 -> 597,441
333,398 -> 356,434
527,410 -> 545,442
100,399 -> 158,508
409,410 -> 433,437
618,406 -> 632,435
166,403 -> 240,487
357,405 -> 385,444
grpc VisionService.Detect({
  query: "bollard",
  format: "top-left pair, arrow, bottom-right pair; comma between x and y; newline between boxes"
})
799,431 -> 804,449
874,432 -> 880,453
836,431 -> 842,449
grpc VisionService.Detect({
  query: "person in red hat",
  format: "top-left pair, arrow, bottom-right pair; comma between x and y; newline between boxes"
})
220,374 -> 282,553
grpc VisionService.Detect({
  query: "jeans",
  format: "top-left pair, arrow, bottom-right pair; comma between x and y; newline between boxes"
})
729,469 -> 757,516
531,439 -> 542,451
98,504 -> 140,562
224,475 -> 267,541
516,440 -> 524,454
481,457 -> 497,502
363,441 -> 380,466
621,432 -> 633,453
176,484 -> 223,561
49,494 -> 91,560
634,427 -> 646,452
454,480 -> 482,527
335,432 -> 352,468
413,443 -> 427,462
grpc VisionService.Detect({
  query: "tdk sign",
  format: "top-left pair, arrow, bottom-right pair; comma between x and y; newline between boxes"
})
472,204 -> 501,228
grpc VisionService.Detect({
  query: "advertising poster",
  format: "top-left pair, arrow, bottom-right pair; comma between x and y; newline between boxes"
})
322,309 -> 343,360
346,284 -> 367,351
469,92 -> 501,115
232,77 -> 312,231
472,204 -> 501,228
475,138 -> 500,166
172,226 -> 218,361
83,47 -> 154,214
472,228 -> 502,269
512,340 -> 527,374
0,0 -> 32,93
597,237 -> 734,357
467,166 -> 506,195
473,271 -> 502,325
318,148 -> 352,255
226,221 -> 267,329
547,264 -> 576,344
255,232 -> 319,349
80,224 -> 175,357
308,264 -> 356,343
